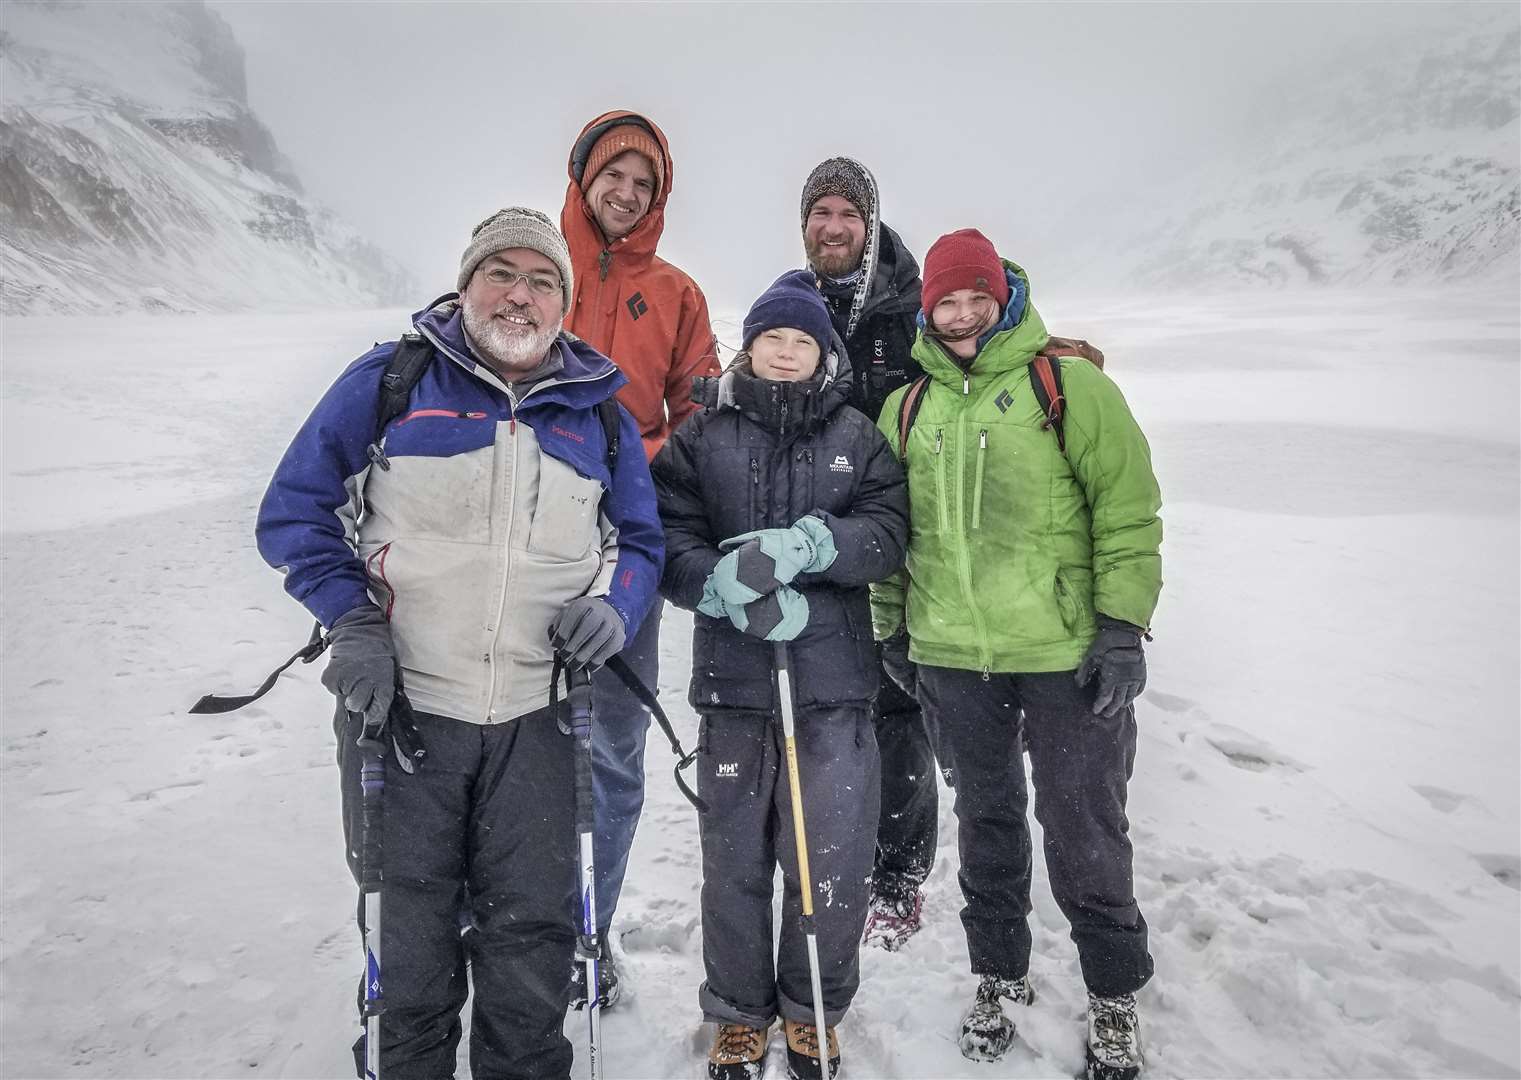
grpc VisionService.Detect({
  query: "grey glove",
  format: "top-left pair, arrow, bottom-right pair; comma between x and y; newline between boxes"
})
1075,615 -> 1147,718
549,596 -> 626,670
880,629 -> 917,697
321,604 -> 397,731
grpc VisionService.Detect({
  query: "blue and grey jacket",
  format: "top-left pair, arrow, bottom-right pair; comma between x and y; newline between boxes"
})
257,296 -> 664,724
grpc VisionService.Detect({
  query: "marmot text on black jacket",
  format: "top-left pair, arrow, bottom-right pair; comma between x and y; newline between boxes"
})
652,343 -> 909,714
256,296 -> 665,724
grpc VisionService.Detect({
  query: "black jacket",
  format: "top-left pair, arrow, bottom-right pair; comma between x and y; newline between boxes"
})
652,341 -> 909,714
819,222 -> 924,424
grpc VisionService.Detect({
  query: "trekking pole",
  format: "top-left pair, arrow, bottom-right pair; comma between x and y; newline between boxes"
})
774,642 -> 831,1049
565,662 -> 604,1080
353,714 -> 388,1080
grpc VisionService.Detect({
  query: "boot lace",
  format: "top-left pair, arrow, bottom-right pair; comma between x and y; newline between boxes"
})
977,974 -> 1033,1007
1088,992 -> 1139,1065
715,1024 -> 765,1062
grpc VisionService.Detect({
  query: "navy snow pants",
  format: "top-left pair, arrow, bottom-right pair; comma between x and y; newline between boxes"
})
916,666 -> 1154,997
335,704 -> 576,1079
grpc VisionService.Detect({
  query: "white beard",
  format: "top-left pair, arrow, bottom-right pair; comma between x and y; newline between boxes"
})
462,301 -> 561,376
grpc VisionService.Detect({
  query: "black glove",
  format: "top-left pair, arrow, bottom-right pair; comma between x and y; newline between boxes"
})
321,604 -> 397,731
880,629 -> 917,696
1074,616 -> 1147,718
549,596 -> 626,670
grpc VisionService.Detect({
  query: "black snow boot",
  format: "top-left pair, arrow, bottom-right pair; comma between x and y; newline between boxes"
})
1085,992 -> 1141,1080
567,937 -> 621,1011
957,974 -> 1035,1061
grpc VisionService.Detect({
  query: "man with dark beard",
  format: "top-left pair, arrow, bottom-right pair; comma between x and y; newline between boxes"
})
256,207 -> 664,1079
797,157 -> 941,954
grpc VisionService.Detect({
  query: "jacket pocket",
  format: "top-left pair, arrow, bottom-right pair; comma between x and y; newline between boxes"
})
1053,569 -> 1080,633
527,454 -> 602,560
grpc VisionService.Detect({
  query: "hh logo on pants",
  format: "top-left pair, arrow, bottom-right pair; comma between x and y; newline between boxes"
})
716,762 -> 739,778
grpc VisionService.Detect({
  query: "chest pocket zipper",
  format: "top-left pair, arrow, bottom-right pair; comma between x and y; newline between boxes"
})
932,428 -> 950,532
972,429 -> 988,529
749,456 -> 760,530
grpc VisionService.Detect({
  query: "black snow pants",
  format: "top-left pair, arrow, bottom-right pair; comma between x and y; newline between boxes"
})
335,703 -> 576,1080
696,706 -> 881,1028
916,666 -> 1153,998
869,656 -> 939,904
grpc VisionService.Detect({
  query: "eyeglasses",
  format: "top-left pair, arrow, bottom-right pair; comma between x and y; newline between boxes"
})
480,266 -> 562,298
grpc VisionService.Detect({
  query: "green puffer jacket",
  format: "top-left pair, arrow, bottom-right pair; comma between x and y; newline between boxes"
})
870,261 -> 1162,674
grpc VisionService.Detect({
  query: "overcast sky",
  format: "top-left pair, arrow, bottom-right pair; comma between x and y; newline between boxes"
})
213,1 -> 1487,316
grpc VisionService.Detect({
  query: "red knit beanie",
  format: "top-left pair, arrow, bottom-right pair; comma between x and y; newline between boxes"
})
583,123 -> 664,197
921,229 -> 1010,313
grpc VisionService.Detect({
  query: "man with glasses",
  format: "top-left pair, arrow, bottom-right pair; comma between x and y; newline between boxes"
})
560,110 -> 719,1009
256,207 -> 664,1078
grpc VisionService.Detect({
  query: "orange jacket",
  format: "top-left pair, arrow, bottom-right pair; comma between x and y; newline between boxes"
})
562,110 -> 719,460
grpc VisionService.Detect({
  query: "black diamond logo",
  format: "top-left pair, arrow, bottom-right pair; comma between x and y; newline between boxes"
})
627,292 -> 648,319
995,390 -> 1014,413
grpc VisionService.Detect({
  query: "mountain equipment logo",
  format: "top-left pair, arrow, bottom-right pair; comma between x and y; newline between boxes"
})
626,292 -> 648,320
995,389 -> 1015,413
830,454 -> 853,473
716,762 -> 740,778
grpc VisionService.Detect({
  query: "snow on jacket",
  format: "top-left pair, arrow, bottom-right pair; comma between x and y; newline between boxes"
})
256,296 -> 665,724
561,110 -> 720,460
819,220 -> 926,425
870,262 -> 1162,675
652,338 -> 909,714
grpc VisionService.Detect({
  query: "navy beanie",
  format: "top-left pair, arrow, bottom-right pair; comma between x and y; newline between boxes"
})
742,269 -> 832,353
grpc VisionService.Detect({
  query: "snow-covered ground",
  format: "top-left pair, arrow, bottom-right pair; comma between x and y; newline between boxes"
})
2,286 -> 1517,1079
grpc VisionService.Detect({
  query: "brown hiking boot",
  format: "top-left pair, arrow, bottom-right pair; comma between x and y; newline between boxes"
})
708,1022 -> 770,1080
782,1019 -> 840,1080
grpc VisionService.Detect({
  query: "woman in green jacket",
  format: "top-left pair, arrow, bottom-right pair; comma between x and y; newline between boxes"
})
871,229 -> 1161,1080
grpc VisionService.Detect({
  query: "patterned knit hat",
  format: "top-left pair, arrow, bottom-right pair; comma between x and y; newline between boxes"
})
583,122 -> 665,196
799,156 -> 875,224
457,207 -> 573,310
921,228 -> 1010,314
742,270 -> 833,353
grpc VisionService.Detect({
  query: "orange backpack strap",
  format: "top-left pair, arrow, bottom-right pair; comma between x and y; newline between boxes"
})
1028,355 -> 1067,455
896,375 -> 931,459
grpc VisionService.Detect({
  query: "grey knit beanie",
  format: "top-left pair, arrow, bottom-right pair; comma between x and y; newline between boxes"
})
800,157 -> 875,225
457,207 -> 573,309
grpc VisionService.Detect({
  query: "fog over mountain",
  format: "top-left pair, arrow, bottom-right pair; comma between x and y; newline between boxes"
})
1063,10 -> 1520,288
0,1 -> 413,315
1,2 -> 1515,316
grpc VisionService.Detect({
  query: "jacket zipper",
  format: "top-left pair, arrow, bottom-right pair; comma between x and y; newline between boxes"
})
932,429 -> 949,532
972,428 -> 987,529
485,386 -> 520,720
749,456 -> 760,530
953,376 -> 992,676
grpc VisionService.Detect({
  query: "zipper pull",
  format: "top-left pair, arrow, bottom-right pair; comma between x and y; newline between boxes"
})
963,371 -> 971,396
934,429 -> 944,454
751,457 -> 760,484
599,250 -> 611,281
982,666 -> 991,682
979,429 -> 988,450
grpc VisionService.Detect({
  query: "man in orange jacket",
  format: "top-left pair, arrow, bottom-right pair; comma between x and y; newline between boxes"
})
561,109 -> 719,1010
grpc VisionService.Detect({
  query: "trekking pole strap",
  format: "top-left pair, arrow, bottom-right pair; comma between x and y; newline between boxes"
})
189,620 -> 327,714
605,654 -> 708,813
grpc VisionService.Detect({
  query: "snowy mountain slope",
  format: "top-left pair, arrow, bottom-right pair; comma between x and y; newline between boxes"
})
0,1 -> 412,315
1068,13 -> 1520,288
1,287 -> 1516,1078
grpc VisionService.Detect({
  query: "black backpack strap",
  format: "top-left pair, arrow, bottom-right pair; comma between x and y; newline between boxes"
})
896,375 -> 932,459
1028,355 -> 1067,455
368,333 -> 435,471
595,398 -> 621,475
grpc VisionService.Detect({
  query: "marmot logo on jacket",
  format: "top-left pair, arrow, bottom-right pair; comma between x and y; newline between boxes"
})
626,292 -> 648,320
830,454 -> 853,473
